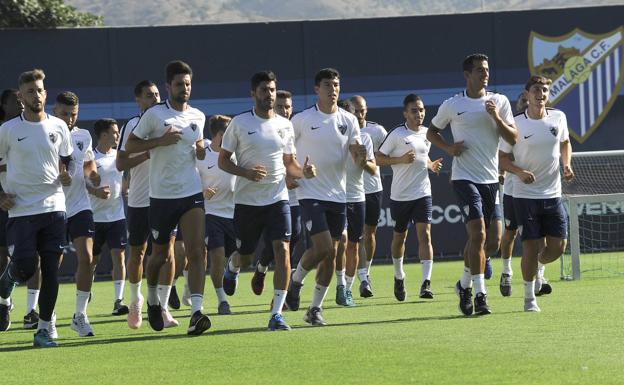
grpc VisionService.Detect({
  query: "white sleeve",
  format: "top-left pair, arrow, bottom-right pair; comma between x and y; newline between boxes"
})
559,113 -> 570,142
497,96 -> 515,125
431,99 -> 452,129
196,114 -> 206,142
132,110 -> 155,140
84,138 -> 94,161
283,123 -> 295,155
348,116 -> 361,146
0,124 -> 8,159
378,131 -> 394,156
291,113 -> 302,141
376,126 -> 388,151
220,119 -> 239,154
363,134 -> 374,160
498,136 -> 513,153
59,123 -> 73,157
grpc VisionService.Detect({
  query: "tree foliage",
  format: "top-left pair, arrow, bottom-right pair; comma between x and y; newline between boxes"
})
0,0 -> 103,28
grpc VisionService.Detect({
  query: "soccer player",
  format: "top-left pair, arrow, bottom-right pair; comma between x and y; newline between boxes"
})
428,53 -> 517,315
335,122 -> 376,307
125,60 -> 211,335
251,90 -> 303,296
377,94 -> 443,301
350,95 -> 387,298
196,115 -> 236,315
498,75 -> 573,311
54,91 -> 103,336
285,68 -> 365,326
219,71 -> 315,331
88,118 -> 129,315
0,89 -> 43,330
117,80 -> 180,329
0,69 -> 73,347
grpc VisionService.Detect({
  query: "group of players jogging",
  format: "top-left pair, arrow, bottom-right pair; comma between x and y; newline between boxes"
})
0,53 -> 573,348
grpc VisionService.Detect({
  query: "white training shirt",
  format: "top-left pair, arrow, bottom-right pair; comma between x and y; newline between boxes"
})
90,148 -> 125,222
288,188 -> 299,207
221,109 -> 294,206
499,108 -> 569,199
431,90 -> 514,184
346,132 -> 374,203
132,100 -> 204,199
0,114 -> 73,217
378,124 -> 432,201
118,115 -> 150,208
196,139 -> 236,219
63,127 -> 94,218
362,121 -> 387,194
292,105 -> 361,203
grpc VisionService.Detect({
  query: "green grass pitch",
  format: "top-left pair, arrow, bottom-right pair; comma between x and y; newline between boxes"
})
1,256 -> 622,385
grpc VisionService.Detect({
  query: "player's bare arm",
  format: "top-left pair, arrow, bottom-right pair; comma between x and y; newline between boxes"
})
123,128 -> 182,154
218,148 -> 266,182
284,153 -> 315,179
427,123 -> 466,157
195,138 -> 205,161
499,150 -> 534,184
115,149 -> 149,172
560,139 -> 574,181
485,100 -> 518,145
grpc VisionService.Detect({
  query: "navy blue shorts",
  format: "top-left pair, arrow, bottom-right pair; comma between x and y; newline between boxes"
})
452,180 -> 498,227
503,194 -> 518,231
346,201 -> 365,242
262,205 -> 301,259
492,203 -> 502,221
93,219 -> 128,256
390,196 -> 433,233
205,214 -> 236,257
67,209 -> 94,241
513,197 -> 568,241
364,192 -> 383,227
299,199 -> 346,240
234,201 -> 291,255
149,192 -> 204,245
127,206 -> 150,246
7,211 -> 66,260
0,209 -> 8,247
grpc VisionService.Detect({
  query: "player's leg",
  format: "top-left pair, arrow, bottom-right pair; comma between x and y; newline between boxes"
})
514,198 -> 542,311
389,199 -> 411,302
289,205 -> 302,265
358,191 -> 381,295
69,210 -> 96,336
414,196 -> 434,299
207,214 -> 236,315
251,229 -> 273,296
155,242 -> 179,328
228,204 -> 264,296
108,219 -> 129,316
168,239 -> 186,310
484,205 -> 502,280
344,202 -> 364,306
334,228 -> 347,305
23,267 -> 41,330
267,201 -> 292,331
536,198 -> 568,296
499,194 -> 517,296
178,195 -> 210,336
125,206 -> 149,329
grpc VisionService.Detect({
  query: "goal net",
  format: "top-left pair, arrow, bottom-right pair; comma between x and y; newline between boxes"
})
561,150 -> 624,280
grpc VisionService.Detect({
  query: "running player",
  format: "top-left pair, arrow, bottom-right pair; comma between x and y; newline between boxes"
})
54,91 -> 103,336
196,115 -> 236,315
350,95 -> 387,298
428,53 -> 517,315
219,71 -> 315,331
377,94 -> 443,301
285,68 -> 365,326
88,119 -> 129,315
125,60 -> 211,335
0,69 -> 73,347
117,80 -> 180,329
498,75 -> 573,311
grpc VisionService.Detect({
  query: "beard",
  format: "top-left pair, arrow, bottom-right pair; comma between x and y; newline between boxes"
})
172,92 -> 189,104
24,100 -> 44,114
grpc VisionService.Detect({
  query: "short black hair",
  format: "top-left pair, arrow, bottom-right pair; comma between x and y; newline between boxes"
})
207,115 -> 231,139
251,70 -> 276,91
403,93 -> 423,109
94,118 -> 117,138
0,89 -> 18,121
337,99 -> 355,114
276,90 -> 292,99
56,91 -> 79,106
166,60 -> 193,84
462,53 -> 489,72
314,68 -> 340,86
134,80 -> 157,97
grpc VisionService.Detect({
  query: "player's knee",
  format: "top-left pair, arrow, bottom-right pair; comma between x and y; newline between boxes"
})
9,256 -> 38,282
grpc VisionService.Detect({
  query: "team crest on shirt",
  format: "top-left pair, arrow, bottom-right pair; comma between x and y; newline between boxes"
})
550,126 -> 559,137
277,127 -> 285,139
76,141 -> 84,151
49,132 -> 57,144
151,229 -> 159,240
190,123 -> 198,132
528,27 -> 624,143
337,124 -> 348,135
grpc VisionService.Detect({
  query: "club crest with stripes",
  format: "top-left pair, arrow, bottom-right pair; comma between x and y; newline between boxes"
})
528,27 -> 624,143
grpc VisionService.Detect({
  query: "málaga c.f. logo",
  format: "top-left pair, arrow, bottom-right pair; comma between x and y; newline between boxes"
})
528,27 -> 623,143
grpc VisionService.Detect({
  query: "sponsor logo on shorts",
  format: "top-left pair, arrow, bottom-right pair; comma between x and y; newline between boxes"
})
305,220 -> 312,231
151,229 -> 159,240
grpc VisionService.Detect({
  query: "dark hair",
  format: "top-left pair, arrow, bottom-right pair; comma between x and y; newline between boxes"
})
462,53 -> 489,72
314,68 -> 340,86
276,90 -> 292,99
165,60 -> 193,84
0,89 -> 18,121
56,91 -> 79,106
208,115 -> 231,138
524,75 -> 552,91
134,80 -> 157,97
18,69 -> 45,87
403,93 -> 423,109
251,70 -> 276,91
94,118 -> 118,138
337,99 -> 355,114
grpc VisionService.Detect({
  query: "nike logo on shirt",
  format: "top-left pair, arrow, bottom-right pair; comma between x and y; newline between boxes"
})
311,126 -> 320,130
17,137 -> 27,142
524,134 -> 534,139
457,111 -> 467,116
206,165 -> 214,169
248,131 -> 257,135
